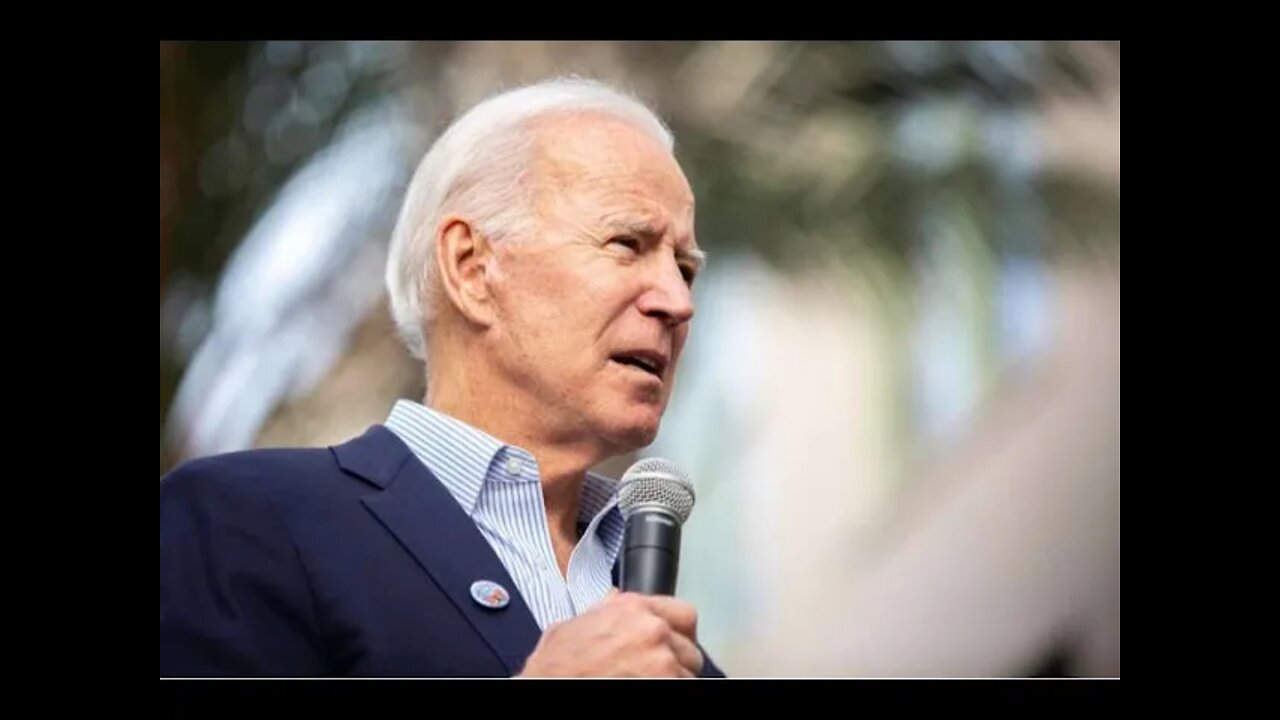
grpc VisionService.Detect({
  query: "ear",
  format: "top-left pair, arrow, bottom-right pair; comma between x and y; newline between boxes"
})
434,215 -> 496,327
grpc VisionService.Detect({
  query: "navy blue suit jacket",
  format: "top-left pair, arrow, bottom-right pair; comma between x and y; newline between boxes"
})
159,424 -> 724,677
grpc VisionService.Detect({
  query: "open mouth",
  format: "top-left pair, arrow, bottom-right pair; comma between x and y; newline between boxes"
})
610,351 -> 667,379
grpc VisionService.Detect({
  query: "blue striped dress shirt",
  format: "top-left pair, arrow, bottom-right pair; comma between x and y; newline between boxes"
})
383,399 -> 625,631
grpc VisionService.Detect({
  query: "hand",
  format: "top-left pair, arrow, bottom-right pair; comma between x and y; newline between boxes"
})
517,590 -> 703,678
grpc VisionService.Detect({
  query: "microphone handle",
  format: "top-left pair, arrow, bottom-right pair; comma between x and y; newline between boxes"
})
619,510 -> 682,595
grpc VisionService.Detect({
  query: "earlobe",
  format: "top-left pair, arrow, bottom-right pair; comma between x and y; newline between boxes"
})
434,216 -> 494,326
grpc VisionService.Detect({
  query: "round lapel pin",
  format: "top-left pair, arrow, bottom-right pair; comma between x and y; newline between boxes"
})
470,579 -> 510,610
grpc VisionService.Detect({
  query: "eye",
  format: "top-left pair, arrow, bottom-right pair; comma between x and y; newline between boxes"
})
679,264 -> 697,287
609,236 -> 641,254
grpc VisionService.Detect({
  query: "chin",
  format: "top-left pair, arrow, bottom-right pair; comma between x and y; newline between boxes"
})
598,408 -> 663,451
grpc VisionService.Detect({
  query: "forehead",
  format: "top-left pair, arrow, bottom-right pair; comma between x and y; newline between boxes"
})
530,113 -> 698,247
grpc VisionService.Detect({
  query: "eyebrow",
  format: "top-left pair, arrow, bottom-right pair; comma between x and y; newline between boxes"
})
609,219 -> 706,271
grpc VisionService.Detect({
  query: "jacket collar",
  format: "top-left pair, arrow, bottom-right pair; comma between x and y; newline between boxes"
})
332,425 -> 543,675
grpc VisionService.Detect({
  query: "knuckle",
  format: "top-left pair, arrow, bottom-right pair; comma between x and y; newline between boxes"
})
665,655 -> 685,676
645,648 -> 679,677
642,614 -> 669,642
680,604 -> 698,627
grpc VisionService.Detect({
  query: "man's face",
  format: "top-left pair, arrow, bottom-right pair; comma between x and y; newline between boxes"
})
486,113 -> 700,455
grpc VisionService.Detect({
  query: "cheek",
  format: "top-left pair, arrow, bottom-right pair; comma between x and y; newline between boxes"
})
501,278 -> 600,369
497,249 -> 641,360
564,268 -> 637,333
496,256 -> 572,332
672,326 -> 691,361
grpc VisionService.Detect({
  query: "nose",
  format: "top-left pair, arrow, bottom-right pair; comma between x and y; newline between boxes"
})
637,255 -> 695,327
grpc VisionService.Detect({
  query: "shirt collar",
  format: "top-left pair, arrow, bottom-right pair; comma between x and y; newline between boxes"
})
384,399 -> 620,526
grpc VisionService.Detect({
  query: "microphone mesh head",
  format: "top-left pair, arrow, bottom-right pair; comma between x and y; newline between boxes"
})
617,457 -> 695,524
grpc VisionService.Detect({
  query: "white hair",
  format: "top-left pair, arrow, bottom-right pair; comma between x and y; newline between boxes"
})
385,76 -> 676,362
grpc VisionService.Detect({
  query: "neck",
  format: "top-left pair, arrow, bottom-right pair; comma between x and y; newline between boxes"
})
426,340 -> 609,539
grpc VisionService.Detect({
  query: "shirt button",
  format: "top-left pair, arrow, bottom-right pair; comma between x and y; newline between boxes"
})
505,457 -> 523,475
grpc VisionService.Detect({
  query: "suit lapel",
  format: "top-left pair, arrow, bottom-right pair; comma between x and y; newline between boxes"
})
333,426 -> 542,675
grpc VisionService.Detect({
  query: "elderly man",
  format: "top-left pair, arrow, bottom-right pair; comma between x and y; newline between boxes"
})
159,77 -> 723,678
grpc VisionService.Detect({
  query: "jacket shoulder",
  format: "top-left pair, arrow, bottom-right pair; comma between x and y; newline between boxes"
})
159,444 -> 352,515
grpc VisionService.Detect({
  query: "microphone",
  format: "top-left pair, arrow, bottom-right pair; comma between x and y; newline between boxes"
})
617,457 -> 696,595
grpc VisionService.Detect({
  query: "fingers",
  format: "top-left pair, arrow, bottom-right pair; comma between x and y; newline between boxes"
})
526,591 -> 706,678
668,628 -> 704,676
605,591 -> 703,677
633,594 -> 697,641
